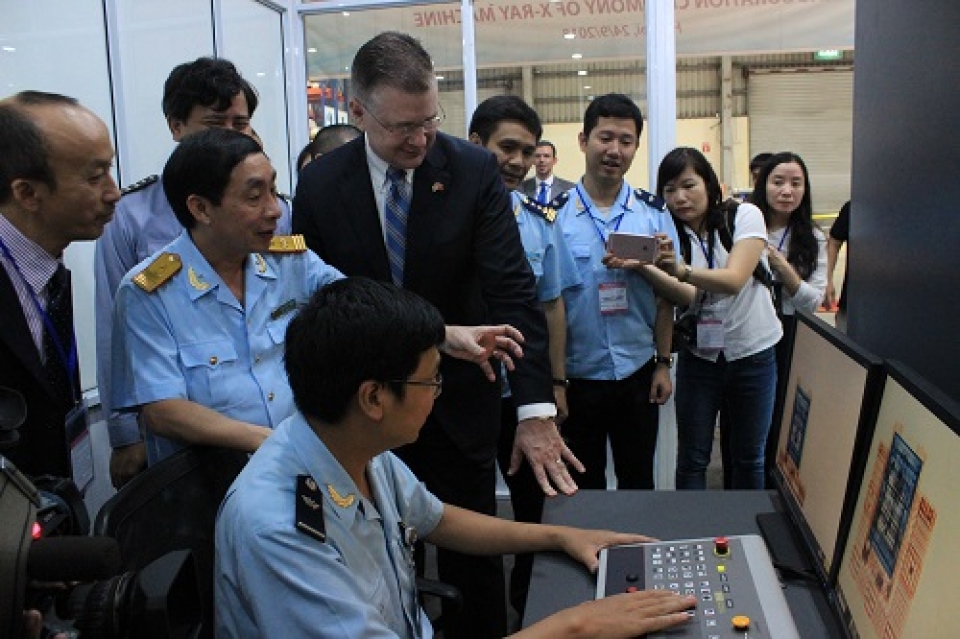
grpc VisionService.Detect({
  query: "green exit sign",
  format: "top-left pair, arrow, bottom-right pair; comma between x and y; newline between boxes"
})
814,49 -> 843,61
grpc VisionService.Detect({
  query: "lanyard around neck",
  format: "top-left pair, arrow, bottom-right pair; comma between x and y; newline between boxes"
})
577,185 -> 628,247
0,236 -> 78,398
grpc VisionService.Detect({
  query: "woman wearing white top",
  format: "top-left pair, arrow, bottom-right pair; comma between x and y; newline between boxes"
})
750,152 -> 828,479
751,152 -> 828,319
652,147 -> 782,489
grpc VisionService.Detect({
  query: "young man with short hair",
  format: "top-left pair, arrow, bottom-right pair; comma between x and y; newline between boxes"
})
555,93 -> 680,491
215,277 -> 696,638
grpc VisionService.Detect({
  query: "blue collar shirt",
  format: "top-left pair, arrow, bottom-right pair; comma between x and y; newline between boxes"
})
110,230 -> 342,463
216,411 -> 443,638
558,181 -> 679,380
95,178 -> 293,448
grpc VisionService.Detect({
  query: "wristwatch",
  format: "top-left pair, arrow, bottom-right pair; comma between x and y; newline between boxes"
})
653,355 -> 674,368
678,264 -> 693,283
552,378 -> 570,388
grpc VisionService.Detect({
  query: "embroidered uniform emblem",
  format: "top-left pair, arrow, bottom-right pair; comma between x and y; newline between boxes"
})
327,484 -> 356,508
188,267 -> 210,291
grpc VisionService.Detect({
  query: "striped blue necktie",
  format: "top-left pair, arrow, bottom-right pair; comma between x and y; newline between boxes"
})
385,166 -> 411,287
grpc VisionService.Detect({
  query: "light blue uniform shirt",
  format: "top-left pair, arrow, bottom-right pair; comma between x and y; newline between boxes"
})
512,190 -> 581,302
215,411 -> 443,639
558,181 -> 679,380
95,177 -> 292,447
110,230 -> 341,464
502,191 -> 581,398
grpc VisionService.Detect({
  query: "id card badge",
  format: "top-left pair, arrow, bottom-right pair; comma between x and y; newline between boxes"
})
599,281 -> 628,315
696,317 -> 725,352
65,401 -> 94,493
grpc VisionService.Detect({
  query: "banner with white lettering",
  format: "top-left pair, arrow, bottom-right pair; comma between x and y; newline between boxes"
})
304,0 -> 854,69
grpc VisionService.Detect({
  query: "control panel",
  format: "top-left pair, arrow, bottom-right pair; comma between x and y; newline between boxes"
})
596,535 -> 799,638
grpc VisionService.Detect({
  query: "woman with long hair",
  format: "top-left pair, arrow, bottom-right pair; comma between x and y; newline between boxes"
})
749,152 -> 828,478
653,147 -> 782,489
750,151 -> 828,320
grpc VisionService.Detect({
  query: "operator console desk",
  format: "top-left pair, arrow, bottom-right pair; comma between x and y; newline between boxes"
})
523,490 -> 844,638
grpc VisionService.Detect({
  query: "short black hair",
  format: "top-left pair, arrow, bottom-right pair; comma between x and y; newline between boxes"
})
161,128 -> 262,229
0,91 -> 80,203
351,32 -> 434,105
583,93 -> 643,139
284,278 -> 446,424
468,95 -> 542,144
297,124 -> 362,172
161,57 -> 259,122
749,152 -> 773,175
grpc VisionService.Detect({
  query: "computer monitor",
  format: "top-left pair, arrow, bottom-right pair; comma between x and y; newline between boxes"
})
834,360 -> 960,639
770,311 -> 884,586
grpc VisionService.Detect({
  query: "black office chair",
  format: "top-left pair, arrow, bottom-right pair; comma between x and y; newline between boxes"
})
94,446 -> 247,639
94,445 -> 460,635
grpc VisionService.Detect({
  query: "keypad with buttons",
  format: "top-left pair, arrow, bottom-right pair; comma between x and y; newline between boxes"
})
596,535 -> 800,638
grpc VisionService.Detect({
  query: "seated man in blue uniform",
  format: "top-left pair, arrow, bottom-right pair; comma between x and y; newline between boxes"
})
214,277 -> 695,638
95,57 -> 295,488
111,128 -> 524,466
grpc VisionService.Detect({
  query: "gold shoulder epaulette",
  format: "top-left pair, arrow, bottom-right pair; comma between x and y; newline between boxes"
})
133,253 -> 182,293
268,235 -> 307,254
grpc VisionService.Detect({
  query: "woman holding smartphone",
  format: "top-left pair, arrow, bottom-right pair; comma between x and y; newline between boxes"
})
652,147 -> 782,489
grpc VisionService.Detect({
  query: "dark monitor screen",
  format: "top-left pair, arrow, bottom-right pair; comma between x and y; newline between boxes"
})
834,360 -> 960,639
771,311 -> 884,586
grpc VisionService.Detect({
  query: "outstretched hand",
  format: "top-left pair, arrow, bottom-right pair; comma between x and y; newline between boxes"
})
442,324 -> 525,381
510,417 -> 584,497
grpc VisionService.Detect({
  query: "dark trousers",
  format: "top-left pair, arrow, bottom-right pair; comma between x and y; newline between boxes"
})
562,361 -> 660,490
496,398 -> 546,621
396,423 -> 507,639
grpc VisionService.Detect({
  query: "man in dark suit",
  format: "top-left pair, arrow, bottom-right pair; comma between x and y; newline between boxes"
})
521,140 -> 576,203
0,91 -> 120,478
294,32 -> 581,638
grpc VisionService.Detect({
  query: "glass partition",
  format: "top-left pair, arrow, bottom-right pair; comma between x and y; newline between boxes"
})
220,0 -> 293,193
0,0 -> 116,391
112,1 -> 215,183
302,5 -> 463,137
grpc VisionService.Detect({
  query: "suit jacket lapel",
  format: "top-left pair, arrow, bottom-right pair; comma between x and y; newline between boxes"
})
0,266 -> 49,392
406,139 -> 452,286
337,141 -> 391,281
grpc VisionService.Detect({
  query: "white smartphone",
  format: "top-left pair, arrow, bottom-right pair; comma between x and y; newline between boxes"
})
607,232 -> 659,262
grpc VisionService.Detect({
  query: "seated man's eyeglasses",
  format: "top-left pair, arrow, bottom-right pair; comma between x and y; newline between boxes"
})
390,373 -> 443,398
360,101 -> 445,138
